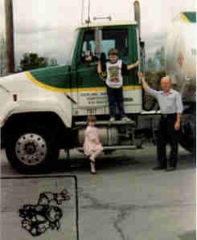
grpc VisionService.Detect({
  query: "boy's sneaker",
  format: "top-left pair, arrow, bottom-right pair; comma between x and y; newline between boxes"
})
109,117 -> 115,122
121,117 -> 131,122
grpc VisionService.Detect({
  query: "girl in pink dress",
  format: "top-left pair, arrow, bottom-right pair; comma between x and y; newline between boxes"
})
83,116 -> 103,174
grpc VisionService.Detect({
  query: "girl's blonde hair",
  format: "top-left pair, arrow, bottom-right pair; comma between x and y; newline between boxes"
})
87,115 -> 97,123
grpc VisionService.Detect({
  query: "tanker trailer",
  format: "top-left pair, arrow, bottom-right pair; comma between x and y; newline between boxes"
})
165,12 -> 196,153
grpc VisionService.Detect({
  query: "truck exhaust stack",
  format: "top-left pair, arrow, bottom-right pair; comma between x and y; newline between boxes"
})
134,0 -> 141,39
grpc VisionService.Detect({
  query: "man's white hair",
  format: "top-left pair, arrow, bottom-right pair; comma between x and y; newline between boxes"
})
161,75 -> 171,82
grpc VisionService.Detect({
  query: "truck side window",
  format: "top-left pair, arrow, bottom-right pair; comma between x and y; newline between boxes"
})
102,29 -> 129,59
80,28 -> 129,64
81,30 -> 97,64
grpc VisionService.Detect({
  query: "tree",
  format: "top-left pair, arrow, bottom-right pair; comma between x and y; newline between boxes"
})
19,53 -> 58,71
20,53 -> 49,71
146,46 -> 165,71
147,58 -> 155,71
0,35 -> 7,76
154,46 -> 165,71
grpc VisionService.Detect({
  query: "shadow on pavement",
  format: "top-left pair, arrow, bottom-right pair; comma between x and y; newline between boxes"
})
53,148 -> 196,174
1,147 -> 196,175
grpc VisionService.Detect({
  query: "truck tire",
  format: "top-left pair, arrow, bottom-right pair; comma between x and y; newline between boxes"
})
5,124 -> 59,173
179,113 -> 196,154
143,90 -> 158,111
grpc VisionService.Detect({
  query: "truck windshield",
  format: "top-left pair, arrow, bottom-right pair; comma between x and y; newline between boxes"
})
68,29 -> 79,65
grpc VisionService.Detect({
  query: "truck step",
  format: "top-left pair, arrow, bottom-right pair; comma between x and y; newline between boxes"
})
76,145 -> 137,153
75,120 -> 136,126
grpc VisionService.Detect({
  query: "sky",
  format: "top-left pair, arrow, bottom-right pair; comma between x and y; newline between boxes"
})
0,0 -> 196,67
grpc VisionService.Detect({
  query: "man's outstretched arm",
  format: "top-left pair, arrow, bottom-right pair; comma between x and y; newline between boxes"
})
137,71 -> 149,90
97,60 -> 102,74
137,72 -> 158,98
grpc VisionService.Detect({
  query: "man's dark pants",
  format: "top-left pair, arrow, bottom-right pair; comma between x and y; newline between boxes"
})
107,87 -> 126,118
157,114 -> 180,168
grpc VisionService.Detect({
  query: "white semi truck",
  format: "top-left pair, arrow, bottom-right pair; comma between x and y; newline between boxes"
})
0,4 -> 196,173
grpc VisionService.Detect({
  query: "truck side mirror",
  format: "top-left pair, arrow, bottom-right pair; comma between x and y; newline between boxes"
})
94,28 -> 103,56
140,40 -> 145,49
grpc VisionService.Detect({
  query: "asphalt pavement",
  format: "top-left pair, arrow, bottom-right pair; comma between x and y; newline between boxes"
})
0,145 -> 196,240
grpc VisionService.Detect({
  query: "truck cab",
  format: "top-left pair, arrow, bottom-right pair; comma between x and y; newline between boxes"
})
71,21 -> 142,117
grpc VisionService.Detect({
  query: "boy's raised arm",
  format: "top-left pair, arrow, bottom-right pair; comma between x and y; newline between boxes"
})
97,60 -> 102,74
127,60 -> 140,70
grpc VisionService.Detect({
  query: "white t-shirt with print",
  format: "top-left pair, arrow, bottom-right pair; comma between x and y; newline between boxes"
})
106,60 -> 123,89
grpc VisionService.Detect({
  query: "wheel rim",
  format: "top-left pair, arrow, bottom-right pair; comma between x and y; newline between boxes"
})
15,133 -> 47,166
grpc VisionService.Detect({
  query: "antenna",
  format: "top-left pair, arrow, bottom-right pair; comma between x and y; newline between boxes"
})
82,0 -> 91,25
87,0 -> 91,24
81,0 -> 85,24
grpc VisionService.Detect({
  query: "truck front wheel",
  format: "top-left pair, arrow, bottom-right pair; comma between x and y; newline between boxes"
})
5,124 -> 59,173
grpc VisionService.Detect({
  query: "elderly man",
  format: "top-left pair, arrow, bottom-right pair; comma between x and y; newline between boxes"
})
138,72 -> 183,171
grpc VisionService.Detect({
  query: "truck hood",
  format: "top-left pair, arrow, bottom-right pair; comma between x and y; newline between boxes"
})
0,66 -> 73,129
0,65 -> 72,92
28,65 -> 71,90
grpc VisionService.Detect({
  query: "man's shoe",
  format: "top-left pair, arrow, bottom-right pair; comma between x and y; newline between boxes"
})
121,117 -> 131,122
109,117 -> 115,122
152,166 -> 166,170
166,167 -> 176,172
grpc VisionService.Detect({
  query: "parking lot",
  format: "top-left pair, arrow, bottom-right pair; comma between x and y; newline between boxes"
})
0,145 -> 196,240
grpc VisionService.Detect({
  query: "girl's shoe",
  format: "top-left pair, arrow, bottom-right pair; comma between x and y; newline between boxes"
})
90,162 -> 96,174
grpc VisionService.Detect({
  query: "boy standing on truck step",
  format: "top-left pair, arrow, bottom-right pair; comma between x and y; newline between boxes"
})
98,48 -> 139,122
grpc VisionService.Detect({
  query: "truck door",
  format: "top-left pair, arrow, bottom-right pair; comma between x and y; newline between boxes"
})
74,27 -> 140,117
74,29 -> 106,116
